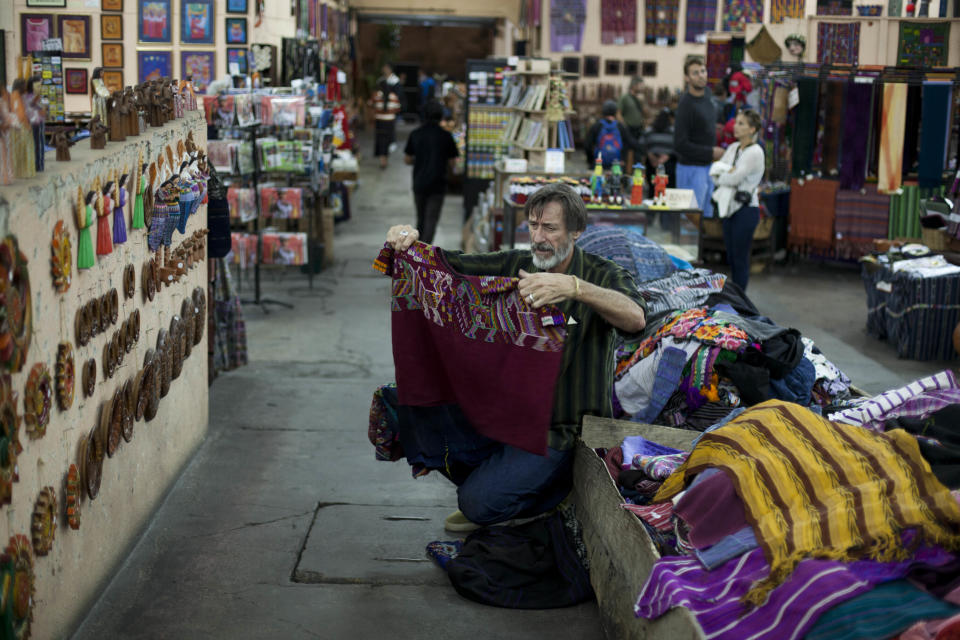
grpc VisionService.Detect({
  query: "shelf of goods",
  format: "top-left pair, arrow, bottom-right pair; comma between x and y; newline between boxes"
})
500,71 -> 576,167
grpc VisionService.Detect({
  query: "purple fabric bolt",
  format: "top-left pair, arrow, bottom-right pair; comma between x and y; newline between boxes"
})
839,81 -> 873,190
635,541 -> 958,640
674,469 -> 749,548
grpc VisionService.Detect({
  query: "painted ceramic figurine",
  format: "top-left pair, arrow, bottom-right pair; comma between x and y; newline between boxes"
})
53,131 -> 71,161
631,163 -> 645,205
97,179 -> 114,255
132,160 -> 146,229
113,170 -> 128,244
653,164 -> 669,206
89,115 -> 108,150
590,153 -> 605,204
77,187 -> 96,269
610,161 -> 624,206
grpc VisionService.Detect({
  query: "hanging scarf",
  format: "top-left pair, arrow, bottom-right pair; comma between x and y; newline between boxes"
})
684,0 -> 717,42
918,82 -> 953,189
791,78 -> 819,177
878,83 -> 908,194
97,193 -> 113,255
113,186 -> 127,244
132,174 -> 146,229
839,81 -> 873,190
77,203 -> 96,269
654,400 -> 960,606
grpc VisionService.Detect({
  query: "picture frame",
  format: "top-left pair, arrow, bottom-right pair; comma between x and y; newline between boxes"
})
226,0 -> 248,14
20,13 -> 54,56
65,68 -> 89,94
101,14 -> 123,40
583,55 -> 600,78
181,0 -> 215,45
641,61 -> 658,77
226,47 -> 248,74
102,0 -> 123,10
102,42 -> 123,67
181,50 -> 214,93
102,69 -> 124,93
138,0 -> 172,43
560,56 -> 580,76
225,17 -> 247,44
57,15 -> 92,59
138,50 -> 173,83
623,60 -> 639,76
605,59 -> 621,75
26,0 -> 66,7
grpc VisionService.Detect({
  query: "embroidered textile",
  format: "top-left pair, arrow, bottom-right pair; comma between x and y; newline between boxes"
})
770,0 -> 804,22
684,0 -> 717,42
817,22 -> 860,65
644,0 -> 679,43
635,542 -> 959,640
621,502 -> 674,531
722,0 -> 762,32
898,22 -> 951,68
638,268 -> 727,315
631,451 -> 689,479
707,39 -> 731,91
833,184 -> 891,258
817,0 -> 852,14
655,400 -> 960,605
828,370 -> 960,430
575,225 -> 676,283
879,83 -> 908,194
375,243 -> 566,455
600,0 -> 637,44
368,383 -> 402,462
550,0 -> 587,52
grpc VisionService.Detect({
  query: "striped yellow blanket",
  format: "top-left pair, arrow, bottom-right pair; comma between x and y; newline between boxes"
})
655,400 -> 960,605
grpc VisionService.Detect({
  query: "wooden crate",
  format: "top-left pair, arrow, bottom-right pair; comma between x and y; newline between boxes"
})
574,416 -> 704,640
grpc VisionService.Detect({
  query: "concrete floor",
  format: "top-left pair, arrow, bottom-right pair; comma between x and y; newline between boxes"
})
70,123 -> 954,640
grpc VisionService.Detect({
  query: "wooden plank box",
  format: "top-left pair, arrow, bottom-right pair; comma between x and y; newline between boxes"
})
574,416 -> 705,640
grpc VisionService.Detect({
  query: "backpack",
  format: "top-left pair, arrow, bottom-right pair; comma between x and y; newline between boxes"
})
596,119 -> 622,167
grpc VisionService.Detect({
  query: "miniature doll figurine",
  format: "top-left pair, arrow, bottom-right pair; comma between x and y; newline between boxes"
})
77,187 -> 96,269
590,153 -> 605,204
653,164 -> 669,206
610,161 -> 624,206
89,115 -> 108,149
132,161 -> 147,229
53,131 -> 71,161
114,170 -> 128,244
97,179 -> 114,255
631,163 -> 645,205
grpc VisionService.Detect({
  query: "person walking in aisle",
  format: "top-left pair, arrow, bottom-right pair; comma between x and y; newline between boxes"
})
710,109 -> 765,290
675,57 -> 725,217
369,63 -> 402,170
618,76 -> 647,143
418,69 -> 436,120
584,100 -> 643,169
403,100 -> 459,244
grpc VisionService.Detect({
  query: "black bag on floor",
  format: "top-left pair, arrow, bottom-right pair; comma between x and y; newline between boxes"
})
446,511 -> 594,609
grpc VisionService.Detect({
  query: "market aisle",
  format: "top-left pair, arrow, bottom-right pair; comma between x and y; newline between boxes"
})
69,122 -> 603,640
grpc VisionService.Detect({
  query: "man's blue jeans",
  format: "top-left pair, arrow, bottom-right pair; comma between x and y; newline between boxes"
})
676,163 -> 714,218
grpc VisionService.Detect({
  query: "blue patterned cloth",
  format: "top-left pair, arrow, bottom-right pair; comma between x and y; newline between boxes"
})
576,225 -> 678,283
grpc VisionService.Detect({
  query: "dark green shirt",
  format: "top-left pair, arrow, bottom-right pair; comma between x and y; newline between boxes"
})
445,246 -> 647,450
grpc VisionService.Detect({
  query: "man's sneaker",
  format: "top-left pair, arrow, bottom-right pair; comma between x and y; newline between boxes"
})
444,509 -> 482,533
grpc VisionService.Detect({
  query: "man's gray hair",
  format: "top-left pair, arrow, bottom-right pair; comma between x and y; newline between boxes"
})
524,182 -> 587,233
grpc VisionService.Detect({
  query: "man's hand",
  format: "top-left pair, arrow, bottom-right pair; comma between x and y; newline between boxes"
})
386,225 -> 419,251
713,146 -> 725,161
517,270 -> 576,308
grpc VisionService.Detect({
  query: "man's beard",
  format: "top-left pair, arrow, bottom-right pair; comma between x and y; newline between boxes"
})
530,237 -> 573,270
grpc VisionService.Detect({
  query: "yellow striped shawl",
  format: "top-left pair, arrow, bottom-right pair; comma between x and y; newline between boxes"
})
655,400 -> 960,605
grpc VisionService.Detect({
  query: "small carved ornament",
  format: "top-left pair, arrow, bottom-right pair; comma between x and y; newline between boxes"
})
123,264 -> 136,299
79,427 -> 103,500
23,363 -> 52,439
66,464 -> 81,530
0,375 -> 22,507
50,221 -> 72,293
31,487 -> 56,556
82,359 -> 96,398
0,236 -> 34,373
56,343 -> 75,411
0,534 -> 35,639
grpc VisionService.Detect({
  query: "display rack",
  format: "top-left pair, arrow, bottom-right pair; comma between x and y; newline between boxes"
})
463,57 -> 509,220
501,63 -> 576,168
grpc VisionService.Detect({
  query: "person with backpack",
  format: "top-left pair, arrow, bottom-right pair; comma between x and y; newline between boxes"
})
584,100 -> 642,170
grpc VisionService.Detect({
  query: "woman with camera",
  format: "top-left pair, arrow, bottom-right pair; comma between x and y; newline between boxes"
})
710,109 -> 765,290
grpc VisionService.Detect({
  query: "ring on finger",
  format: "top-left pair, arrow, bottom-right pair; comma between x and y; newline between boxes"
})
527,294 -> 535,304
399,230 -> 409,237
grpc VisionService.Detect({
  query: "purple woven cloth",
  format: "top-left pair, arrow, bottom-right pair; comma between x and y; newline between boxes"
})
685,0 -> 717,42
635,541 -> 957,640
828,370 -> 960,431
549,0 -> 586,52
839,81 -> 874,190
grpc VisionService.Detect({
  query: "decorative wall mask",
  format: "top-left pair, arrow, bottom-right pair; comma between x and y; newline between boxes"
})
82,359 -> 96,398
142,258 -> 157,302
56,343 -> 75,411
141,350 -> 159,422
121,379 -> 134,442
105,390 -> 124,456
123,264 -> 136,299
170,315 -> 183,380
50,221 -> 72,293
0,375 -> 22,507
0,236 -> 33,373
156,329 -> 171,398
98,295 -> 111,334
31,487 -> 56,556
75,302 -> 91,346
23,363 -> 52,439
66,464 -> 81,529
181,299 -> 194,359
102,338 -> 117,379
79,427 -> 103,500
193,287 -> 206,344
0,534 -> 35,639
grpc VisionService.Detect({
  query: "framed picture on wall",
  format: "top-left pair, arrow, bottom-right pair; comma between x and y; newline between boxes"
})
139,0 -> 172,43
641,61 -> 658,77
138,50 -> 173,82
102,0 -> 123,10
623,60 -> 639,76
560,56 -> 580,75
181,50 -> 214,92
102,69 -> 124,92
226,0 -> 248,13
181,0 -> 215,45
65,68 -> 89,94
101,14 -> 123,40
26,0 -> 66,7
226,47 -> 248,74
225,17 -> 247,44
20,14 -> 54,56
57,15 -> 92,59
583,55 -> 600,78
605,59 -> 621,75
102,42 -> 123,67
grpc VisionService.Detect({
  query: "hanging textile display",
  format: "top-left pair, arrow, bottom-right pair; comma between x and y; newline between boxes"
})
601,0 -> 637,45
878,83 -> 907,194
817,0 -> 853,14
550,0 -> 587,52
897,22 -> 951,67
684,0 -> 717,43
722,0 -> 763,32
816,22 -> 860,65
644,0 -> 679,44
888,185 -> 943,239
788,178 -> 839,250
834,185 -> 891,258
820,81 -> 847,173
902,85 -> 923,179
770,0 -> 805,22
746,26 -> 782,63
839,81 -> 873,190
918,82 -> 953,189
791,77 -> 819,177
706,39 -> 731,91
